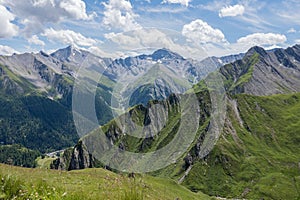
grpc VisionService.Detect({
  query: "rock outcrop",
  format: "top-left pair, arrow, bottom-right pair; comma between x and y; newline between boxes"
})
51,141 -> 96,170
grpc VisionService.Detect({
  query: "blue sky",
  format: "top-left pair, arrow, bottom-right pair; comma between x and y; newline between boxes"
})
0,0 -> 300,59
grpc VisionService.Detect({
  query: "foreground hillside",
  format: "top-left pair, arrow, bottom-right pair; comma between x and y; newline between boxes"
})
0,164 -> 210,200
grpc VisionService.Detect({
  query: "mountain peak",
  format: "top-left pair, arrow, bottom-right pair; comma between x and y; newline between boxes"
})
50,45 -> 82,61
66,44 -> 79,52
151,48 -> 184,60
39,50 -> 49,57
246,46 -> 267,57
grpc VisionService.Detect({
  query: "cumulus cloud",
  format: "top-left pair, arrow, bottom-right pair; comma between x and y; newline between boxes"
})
182,19 -> 227,44
101,28 -> 209,60
28,35 -> 45,46
0,5 -> 18,38
237,33 -> 287,46
2,0 -> 94,36
60,0 -> 95,20
104,29 -> 176,49
102,0 -> 141,31
0,45 -> 18,55
219,4 -> 245,18
42,28 -> 97,47
162,0 -> 191,7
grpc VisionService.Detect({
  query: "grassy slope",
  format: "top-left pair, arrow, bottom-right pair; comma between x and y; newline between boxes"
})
0,164 -> 209,200
229,53 -> 258,91
182,92 -> 300,199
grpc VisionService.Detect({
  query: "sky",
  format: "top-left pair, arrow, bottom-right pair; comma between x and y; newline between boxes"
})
0,0 -> 300,59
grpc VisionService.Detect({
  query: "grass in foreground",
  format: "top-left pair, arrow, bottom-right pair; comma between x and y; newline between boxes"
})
0,164 -> 210,200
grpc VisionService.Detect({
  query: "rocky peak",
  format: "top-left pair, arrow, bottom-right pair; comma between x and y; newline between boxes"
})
151,48 -> 184,61
245,46 -> 267,58
67,140 -> 95,170
39,51 -> 50,58
50,45 -> 86,63
51,45 -> 71,61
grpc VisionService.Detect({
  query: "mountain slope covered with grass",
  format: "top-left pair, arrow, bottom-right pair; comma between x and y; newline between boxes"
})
180,92 -> 300,199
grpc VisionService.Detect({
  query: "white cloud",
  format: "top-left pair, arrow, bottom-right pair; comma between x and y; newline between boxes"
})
264,45 -> 282,50
0,45 -> 18,55
42,28 -> 97,47
237,33 -> 287,46
101,28 -> 209,59
201,32 -> 287,57
104,29 -> 179,50
2,0 -> 94,36
102,0 -> 141,32
0,5 -> 18,38
287,28 -> 297,33
203,1 -> 268,30
219,4 -> 245,18
162,0 -> 191,7
28,35 -> 45,46
295,39 -> 300,44
60,0 -> 95,20
182,19 -> 227,44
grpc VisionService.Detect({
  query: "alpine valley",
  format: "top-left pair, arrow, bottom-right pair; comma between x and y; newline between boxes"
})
0,44 -> 300,199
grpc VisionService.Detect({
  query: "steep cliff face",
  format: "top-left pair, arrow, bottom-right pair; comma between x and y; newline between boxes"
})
50,148 -> 73,170
67,141 -> 95,170
51,141 -> 96,170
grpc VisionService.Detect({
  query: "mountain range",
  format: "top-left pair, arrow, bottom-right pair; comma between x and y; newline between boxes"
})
0,45 -> 243,152
53,44 -> 300,199
0,44 -> 300,199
